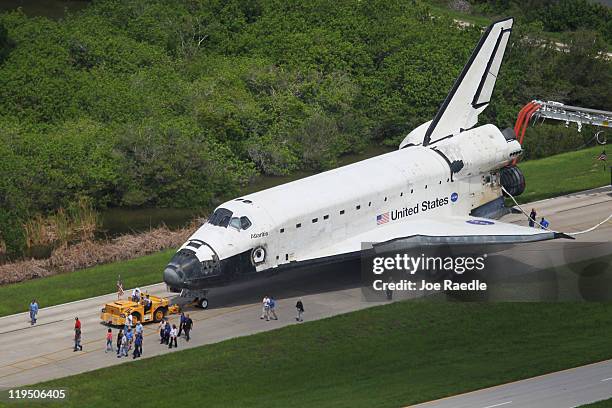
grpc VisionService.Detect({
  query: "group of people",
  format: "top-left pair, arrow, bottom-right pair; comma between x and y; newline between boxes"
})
159,313 -> 193,348
108,315 -> 145,358
261,296 -> 305,322
260,296 -> 278,321
528,208 -> 550,229
30,292 -> 307,360
111,326 -> 143,359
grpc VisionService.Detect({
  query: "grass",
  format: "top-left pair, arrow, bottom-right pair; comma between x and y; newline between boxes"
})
0,145 -> 608,317
8,301 -> 612,408
518,145 -> 609,203
0,249 -> 174,317
583,398 -> 612,407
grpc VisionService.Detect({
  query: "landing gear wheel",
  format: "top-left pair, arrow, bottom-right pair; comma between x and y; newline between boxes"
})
198,298 -> 209,309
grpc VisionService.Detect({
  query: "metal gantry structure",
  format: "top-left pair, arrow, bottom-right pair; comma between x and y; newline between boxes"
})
512,100 -> 610,165
512,100 -> 611,184
531,100 -> 612,133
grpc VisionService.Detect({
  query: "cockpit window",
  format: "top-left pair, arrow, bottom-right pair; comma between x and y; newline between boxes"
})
208,208 -> 252,230
240,216 -> 252,230
229,217 -> 241,230
208,208 -> 233,227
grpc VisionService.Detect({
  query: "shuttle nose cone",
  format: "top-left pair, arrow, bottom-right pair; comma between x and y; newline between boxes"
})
163,266 -> 182,288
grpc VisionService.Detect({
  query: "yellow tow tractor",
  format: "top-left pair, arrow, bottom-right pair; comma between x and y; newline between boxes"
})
101,293 -> 180,326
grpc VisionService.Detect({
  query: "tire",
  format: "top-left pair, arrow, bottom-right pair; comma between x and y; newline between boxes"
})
198,298 -> 209,309
153,308 -> 166,322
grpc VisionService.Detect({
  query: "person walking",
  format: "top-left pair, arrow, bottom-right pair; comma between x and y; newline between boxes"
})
163,319 -> 171,345
260,296 -> 269,320
105,328 -> 113,353
124,313 -> 133,333
295,299 -> 304,322
135,321 -> 143,338
116,329 -> 124,356
118,333 -> 128,358
183,314 -> 193,342
540,217 -> 550,229
133,333 -> 142,359
269,297 -> 278,320
529,208 -> 537,227
168,324 -> 178,349
73,317 -> 83,351
159,319 -> 166,344
74,329 -> 83,352
178,312 -> 186,337
125,328 -> 133,351
29,299 -> 39,325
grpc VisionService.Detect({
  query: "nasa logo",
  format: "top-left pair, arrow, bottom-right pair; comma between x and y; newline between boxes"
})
466,219 -> 494,225
450,192 -> 458,202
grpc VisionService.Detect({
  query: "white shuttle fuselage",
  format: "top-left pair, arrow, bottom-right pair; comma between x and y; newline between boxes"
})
195,125 -> 519,266
163,18 -> 564,301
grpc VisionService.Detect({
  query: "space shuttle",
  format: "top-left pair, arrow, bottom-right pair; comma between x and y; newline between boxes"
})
163,18 -> 568,308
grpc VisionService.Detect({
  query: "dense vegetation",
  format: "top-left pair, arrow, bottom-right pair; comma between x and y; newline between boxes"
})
0,0 -> 610,256
21,300 -> 612,407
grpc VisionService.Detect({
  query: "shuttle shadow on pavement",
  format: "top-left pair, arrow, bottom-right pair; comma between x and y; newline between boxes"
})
171,259 -> 363,311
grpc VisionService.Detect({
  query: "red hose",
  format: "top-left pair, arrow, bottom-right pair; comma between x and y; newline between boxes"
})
518,103 -> 540,145
514,101 -> 535,137
512,101 -> 541,165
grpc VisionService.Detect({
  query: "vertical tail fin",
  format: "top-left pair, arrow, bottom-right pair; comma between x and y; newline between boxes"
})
423,18 -> 514,146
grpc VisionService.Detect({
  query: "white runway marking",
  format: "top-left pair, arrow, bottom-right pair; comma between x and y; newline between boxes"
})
482,402 -> 512,408
600,377 -> 612,382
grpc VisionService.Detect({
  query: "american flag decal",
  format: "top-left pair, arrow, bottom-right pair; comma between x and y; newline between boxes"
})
377,212 -> 389,225
597,151 -> 607,161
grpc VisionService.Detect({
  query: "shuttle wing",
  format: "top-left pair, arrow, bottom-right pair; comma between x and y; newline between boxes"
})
423,18 -> 513,146
299,215 -> 569,265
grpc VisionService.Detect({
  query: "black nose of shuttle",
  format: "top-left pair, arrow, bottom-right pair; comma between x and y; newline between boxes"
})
163,266 -> 183,288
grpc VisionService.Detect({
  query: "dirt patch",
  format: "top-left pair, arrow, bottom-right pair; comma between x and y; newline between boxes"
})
0,222 -> 199,285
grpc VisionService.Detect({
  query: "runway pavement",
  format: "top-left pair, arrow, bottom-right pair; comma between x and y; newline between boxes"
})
410,359 -> 612,408
0,186 -> 610,408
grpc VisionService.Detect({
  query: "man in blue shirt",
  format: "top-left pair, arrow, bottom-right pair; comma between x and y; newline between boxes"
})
540,217 -> 550,229
163,320 -> 171,345
29,299 -> 39,325
125,328 -> 133,351
133,333 -> 143,359
269,297 -> 278,320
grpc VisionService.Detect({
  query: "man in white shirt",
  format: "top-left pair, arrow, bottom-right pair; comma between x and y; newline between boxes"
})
260,296 -> 270,320
131,288 -> 141,302
125,313 -> 133,333
159,320 -> 166,344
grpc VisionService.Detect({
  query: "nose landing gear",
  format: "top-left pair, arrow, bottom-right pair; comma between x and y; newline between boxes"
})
179,289 -> 210,309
